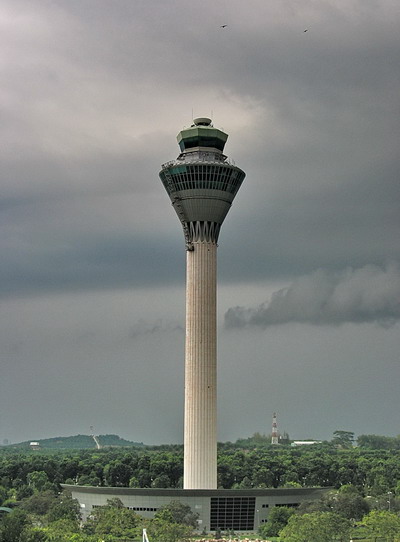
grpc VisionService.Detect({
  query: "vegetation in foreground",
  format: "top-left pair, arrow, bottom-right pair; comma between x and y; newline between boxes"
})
0,431 -> 400,541
1,489 -> 400,542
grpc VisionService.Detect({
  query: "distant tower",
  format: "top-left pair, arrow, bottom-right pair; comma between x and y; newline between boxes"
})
271,412 -> 279,445
159,118 -> 246,489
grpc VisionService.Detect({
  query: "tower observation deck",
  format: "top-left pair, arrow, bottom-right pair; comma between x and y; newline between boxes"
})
160,118 -> 245,250
160,118 -> 245,489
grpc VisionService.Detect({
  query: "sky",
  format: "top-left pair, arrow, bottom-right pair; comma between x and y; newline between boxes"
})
1,0 -> 399,446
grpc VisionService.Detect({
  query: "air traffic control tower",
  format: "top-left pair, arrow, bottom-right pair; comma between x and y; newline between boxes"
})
159,118 -> 246,489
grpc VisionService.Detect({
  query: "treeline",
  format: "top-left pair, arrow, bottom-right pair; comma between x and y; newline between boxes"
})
357,434 -> 400,450
1,444 -> 400,496
217,447 -> 400,493
6,430 -> 400,451
221,431 -> 400,451
5,434 -> 144,450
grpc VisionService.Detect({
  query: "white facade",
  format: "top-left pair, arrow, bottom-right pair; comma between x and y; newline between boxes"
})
64,485 -> 330,532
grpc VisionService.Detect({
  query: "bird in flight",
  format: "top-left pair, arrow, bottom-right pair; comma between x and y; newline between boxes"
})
303,29 -> 308,32
221,24 -> 227,28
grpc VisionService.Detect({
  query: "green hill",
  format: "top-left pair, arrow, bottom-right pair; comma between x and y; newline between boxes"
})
6,434 -> 144,450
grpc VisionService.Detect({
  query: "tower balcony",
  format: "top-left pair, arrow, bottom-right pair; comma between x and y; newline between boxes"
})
159,160 -> 245,227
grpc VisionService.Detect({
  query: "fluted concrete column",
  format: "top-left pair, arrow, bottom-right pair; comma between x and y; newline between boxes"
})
184,241 -> 217,489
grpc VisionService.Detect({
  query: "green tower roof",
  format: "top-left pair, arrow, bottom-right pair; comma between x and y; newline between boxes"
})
177,118 -> 228,152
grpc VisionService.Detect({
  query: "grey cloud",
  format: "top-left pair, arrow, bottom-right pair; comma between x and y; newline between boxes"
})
225,263 -> 400,328
1,0 -> 400,445
219,151 -> 400,283
0,231 -> 183,299
130,319 -> 183,339
1,0 -> 398,298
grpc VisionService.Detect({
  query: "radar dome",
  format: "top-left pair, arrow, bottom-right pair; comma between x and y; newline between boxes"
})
193,117 -> 212,126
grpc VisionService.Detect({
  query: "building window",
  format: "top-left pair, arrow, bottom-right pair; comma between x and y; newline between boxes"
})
161,164 -> 245,197
210,497 -> 256,531
126,507 -> 158,512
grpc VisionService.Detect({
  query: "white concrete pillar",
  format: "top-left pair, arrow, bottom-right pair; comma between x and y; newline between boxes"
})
184,241 -> 217,489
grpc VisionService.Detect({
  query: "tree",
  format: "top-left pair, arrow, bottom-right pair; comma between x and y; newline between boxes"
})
26,472 -> 49,493
279,511 -> 350,542
327,486 -> 370,520
43,519 -> 80,540
0,509 -> 29,542
259,506 -> 295,537
46,493 -> 81,523
334,493 -> 370,520
148,500 -> 199,542
151,474 -> 171,488
358,434 -> 400,450
239,476 -> 253,489
105,497 -> 125,508
82,498 -> 139,538
154,500 -> 199,527
20,529 -> 48,542
129,475 -> 140,487
103,460 -> 133,487
148,518 -> 193,542
362,510 -> 400,542
0,487 -> 8,507
332,431 -> 355,448
282,481 -> 302,488
20,491 -> 57,516
76,473 -> 100,486
296,498 -> 331,515
16,485 -> 34,501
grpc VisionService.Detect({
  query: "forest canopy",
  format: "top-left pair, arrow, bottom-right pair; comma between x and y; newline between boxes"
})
1,434 -> 400,493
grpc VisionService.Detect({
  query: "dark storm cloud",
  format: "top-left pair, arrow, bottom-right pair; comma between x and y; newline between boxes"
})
1,0 -> 399,298
0,223 -> 184,298
225,263 -> 400,328
1,0 -> 400,445
219,151 -> 400,283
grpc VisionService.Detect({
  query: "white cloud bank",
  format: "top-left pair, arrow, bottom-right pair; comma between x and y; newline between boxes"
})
225,263 -> 400,328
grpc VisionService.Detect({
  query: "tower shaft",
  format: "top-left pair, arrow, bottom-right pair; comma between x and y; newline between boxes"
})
184,241 -> 217,489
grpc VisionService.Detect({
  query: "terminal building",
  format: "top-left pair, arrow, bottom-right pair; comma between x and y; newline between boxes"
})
63,485 -> 329,531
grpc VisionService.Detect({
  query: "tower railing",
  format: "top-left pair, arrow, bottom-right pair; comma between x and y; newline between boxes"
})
161,151 -> 235,169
